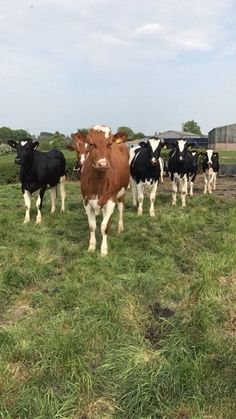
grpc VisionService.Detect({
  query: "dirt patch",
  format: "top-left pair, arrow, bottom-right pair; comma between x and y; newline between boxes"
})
159,174 -> 236,199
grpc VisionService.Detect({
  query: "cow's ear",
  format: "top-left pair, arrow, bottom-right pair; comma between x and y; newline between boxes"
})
213,152 -> 219,157
8,140 -> 17,148
198,151 -> 206,157
66,144 -> 76,151
33,141 -> 39,149
139,141 -> 147,147
74,131 -> 88,142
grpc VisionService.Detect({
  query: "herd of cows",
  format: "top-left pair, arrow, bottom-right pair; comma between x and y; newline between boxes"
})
6,125 -> 220,256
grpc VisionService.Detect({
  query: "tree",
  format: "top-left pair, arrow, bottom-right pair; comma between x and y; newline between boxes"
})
182,120 -> 202,135
117,126 -> 134,138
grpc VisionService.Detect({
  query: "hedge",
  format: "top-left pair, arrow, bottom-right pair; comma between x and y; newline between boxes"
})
0,154 -> 80,185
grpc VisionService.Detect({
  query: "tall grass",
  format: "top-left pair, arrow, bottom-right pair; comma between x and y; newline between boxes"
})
0,182 -> 235,418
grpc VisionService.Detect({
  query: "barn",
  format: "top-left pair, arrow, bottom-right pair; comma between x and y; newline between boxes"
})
208,123 -> 236,150
157,130 -> 208,148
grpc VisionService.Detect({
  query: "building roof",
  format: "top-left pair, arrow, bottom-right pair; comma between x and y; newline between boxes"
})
208,122 -> 236,134
157,130 -> 206,139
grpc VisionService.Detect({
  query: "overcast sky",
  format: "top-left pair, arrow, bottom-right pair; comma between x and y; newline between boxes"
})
0,0 -> 236,136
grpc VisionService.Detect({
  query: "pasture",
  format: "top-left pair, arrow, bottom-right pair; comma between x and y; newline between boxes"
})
0,175 -> 235,418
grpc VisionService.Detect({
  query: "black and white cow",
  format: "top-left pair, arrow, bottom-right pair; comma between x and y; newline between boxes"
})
129,138 -> 164,216
201,149 -> 219,194
168,139 -> 198,207
8,138 -> 66,223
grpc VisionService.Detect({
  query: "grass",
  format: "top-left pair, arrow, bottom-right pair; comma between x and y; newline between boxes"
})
0,182 -> 235,418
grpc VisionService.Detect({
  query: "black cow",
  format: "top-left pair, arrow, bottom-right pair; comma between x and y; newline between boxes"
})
168,139 -> 197,207
8,138 -> 66,223
129,138 -> 164,216
201,149 -> 219,194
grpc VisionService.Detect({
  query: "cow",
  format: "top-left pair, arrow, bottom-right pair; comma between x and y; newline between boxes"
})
188,150 -> 200,196
7,138 -> 66,223
66,132 -> 89,172
80,125 -> 130,256
168,139 -> 197,207
129,137 -> 164,216
201,149 -> 220,194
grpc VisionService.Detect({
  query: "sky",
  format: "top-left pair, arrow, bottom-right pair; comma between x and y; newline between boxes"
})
0,0 -> 236,136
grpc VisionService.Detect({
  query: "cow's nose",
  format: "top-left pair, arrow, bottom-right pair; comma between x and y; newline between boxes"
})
97,158 -> 109,168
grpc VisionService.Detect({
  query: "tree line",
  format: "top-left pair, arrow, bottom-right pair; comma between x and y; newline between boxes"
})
0,120 -> 202,152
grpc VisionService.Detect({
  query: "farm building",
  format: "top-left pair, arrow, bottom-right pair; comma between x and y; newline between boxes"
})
208,123 -> 236,150
157,130 -> 208,148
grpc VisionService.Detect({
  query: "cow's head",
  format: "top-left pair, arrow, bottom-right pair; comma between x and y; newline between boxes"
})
113,132 -> 128,144
140,137 -> 164,166
7,138 -> 39,165
171,139 -> 194,162
200,149 -> 219,168
88,125 -> 113,170
67,131 -> 89,171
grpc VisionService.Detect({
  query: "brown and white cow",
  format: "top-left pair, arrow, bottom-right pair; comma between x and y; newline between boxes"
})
80,125 -> 130,256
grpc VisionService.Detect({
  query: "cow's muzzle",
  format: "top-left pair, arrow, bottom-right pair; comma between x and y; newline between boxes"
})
93,158 -> 110,170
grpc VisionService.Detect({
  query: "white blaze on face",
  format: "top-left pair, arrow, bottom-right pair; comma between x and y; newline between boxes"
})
206,149 -> 213,164
178,139 -> 187,152
149,138 -> 161,153
21,141 -> 28,146
80,154 -> 85,164
93,125 -> 111,138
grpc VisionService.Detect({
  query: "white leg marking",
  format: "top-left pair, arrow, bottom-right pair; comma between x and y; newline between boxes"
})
101,199 -> 115,256
213,172 -> 217,190
208,169 -> 214,194
189,179 -> 194,196
84,202 -> 97,252
23,190 -> 31,223
180,175 -> 187,207
49,188 -> 57,213
117,201 -> 124,233
149,181 -> 158,217
130,177 -> 137,207
36,192 -> 42,224
59,175 -> 66,213
172,177 -> 178,206
137,183 -> 144,216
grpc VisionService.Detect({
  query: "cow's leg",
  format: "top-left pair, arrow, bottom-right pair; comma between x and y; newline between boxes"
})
149,181 -> 158,217
137,183 -> 144,216
203,172 -> 208,194
213,172 -> 217,190
172,176 -> 178,206
101,199 -> 115,256
59,175 -> 66,213
36,191 -> 42,224
23,190 -> 31,223
84,202 -> 97,252
36,188 -> 46,224
208,169 -> 214,194
180,175 -> 187,207
189,176 -> 194,196
130,177 -> 137,207
49,187 -> 57,213
117,194 -> 125,233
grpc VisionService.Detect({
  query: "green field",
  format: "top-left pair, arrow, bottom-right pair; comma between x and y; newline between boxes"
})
0,182 -> 235,418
